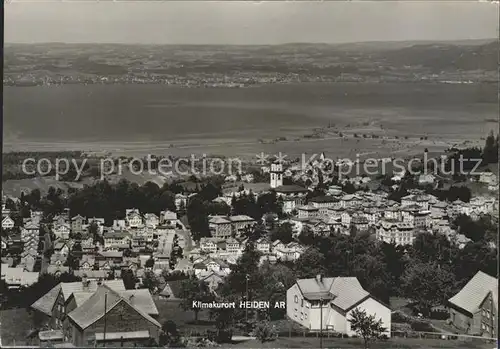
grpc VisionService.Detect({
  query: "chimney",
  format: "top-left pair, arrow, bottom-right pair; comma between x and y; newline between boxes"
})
316,274 -> 323,283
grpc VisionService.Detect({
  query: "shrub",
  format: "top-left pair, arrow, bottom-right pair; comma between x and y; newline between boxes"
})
255,321 -> 278,343
410,320 -> 434,332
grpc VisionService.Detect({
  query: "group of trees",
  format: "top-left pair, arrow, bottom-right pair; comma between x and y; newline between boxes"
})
444,131 -> 498,174
385,171 -> 473,203
68,180 -> 178,225
294,230 -> 496,316
186,185 -> 284,241
453,214 -> 497,243
1,272 -> 81,310
169,234 -> 184,269
482,131 -> 499,164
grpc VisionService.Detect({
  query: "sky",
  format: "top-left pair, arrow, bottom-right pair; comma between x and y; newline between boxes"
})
4,1 -> 499,45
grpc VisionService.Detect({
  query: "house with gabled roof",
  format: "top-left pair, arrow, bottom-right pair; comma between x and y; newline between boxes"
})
2,216 -> 15,230
256,237 -> 270,254
199,237 -> 218,254
286,274 -> 391,336
65,284 -> 161,346
47,265 -> 70,276
199,271 -> 226,293
144,213 -> 160,228
160,210 -> 177,225
71,215 -> 87,235
448,270 -> 498,337
2,265 -> 39,289
53,223 -> 71,240
126,209 -> 143,228
159,280 -> 184,300
54,241 -> 70,256
31,279 -> 126,330
79,255 -> 95,270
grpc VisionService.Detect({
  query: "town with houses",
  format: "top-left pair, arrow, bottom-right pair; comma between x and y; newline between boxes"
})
0,149 -> 498,348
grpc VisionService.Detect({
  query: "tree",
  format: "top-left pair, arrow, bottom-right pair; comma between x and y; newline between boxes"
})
145,257 -> 155,269
64,252 -> 80,271
89,222 -> 100,244
298,225 -> 315,245
348,308 -> 387,349
159,320 -> 183,347
209,295 -> 236,342
198,183 -> 222,202
342,182 -> 356,194
186,196 -> 211,241
254,320 -> 277,343
295,247 -> 326,279
257,263 -> 295,320
141,271 -> 159,293
179,276 -> 213,323
482,131 -> 498,164
351,253 -> 391,304
453,214 -> 496,243
221,243 -> 262,298
400,261 -> 456,316
270,222 -> 293,244
121,269 -> 137,290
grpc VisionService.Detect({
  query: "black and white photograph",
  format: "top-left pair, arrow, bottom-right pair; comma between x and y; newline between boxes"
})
1,0 -> 499,348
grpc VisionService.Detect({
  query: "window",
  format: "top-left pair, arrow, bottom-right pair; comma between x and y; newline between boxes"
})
482,310 -> 486,316
486,311 -> 490,319
305,313 -> 308,319
301,299 -> 304,307
481,323 -> 486,330
294,295 -> 298,303
305,303 -> 310,308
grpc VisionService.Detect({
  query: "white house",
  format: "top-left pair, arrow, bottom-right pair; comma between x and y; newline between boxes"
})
256,238 -> 271,254
275,242 -> 305,262
1,216 -> 15,230
479,172 -> 497,185
297,204 -> 320,220
286,275 -> 391,337
199,237 -> 218,254
418,174 -> 436,186
53,223 -> 71,240
126,209 -> 143,228
144,213 -> 160,228
160,210 -> 178,225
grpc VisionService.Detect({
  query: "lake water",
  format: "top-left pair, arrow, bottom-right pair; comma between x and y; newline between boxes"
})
3,82 -> 497,155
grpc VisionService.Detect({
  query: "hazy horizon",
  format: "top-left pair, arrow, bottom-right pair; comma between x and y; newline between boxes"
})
4,38 -> 498,46
5,1 -> 499,45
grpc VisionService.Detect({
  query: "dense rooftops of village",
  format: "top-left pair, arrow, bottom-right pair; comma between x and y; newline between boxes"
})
0,151 -> 498,347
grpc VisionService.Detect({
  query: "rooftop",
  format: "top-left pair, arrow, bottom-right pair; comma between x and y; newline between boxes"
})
448,270 -> 498,315
67,284 -> 161,330
296,276 -> 377,312
273,184 -> 308,194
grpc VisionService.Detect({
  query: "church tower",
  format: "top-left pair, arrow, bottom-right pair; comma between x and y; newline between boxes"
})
270,162 -> 283,188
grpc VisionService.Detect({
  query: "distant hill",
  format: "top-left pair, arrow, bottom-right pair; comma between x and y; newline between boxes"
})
377,41 -> 498,72
3,39 -> 498,86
